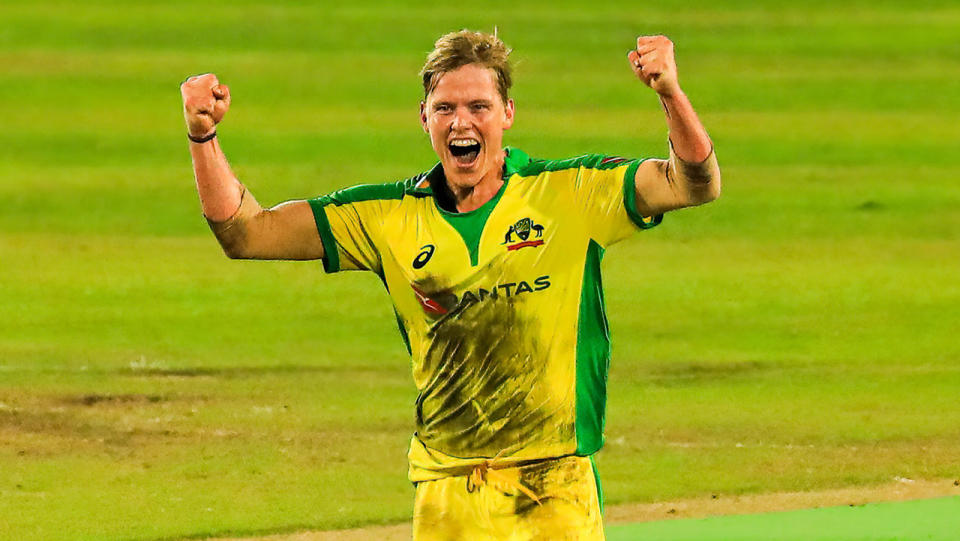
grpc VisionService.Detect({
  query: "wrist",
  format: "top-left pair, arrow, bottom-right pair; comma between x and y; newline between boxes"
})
188,130 -> 217,143
656,86 -> 684,101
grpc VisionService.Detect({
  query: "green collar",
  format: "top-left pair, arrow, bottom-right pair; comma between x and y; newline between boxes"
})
414,147 -> 529,266
409,146 -> 531,195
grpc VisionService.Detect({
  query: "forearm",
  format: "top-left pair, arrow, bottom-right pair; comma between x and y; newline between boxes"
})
190,137 -> 247,222
181,75 -> 324,262
628,35 -> 720,209
666,139 -> 721,206
191,141 -> 323,260
630,85 -> 720,214
189,136 -> 265,258
659,90 -> 712,163
659,90 -> 720,205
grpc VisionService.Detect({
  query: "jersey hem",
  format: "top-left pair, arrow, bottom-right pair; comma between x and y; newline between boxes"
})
589,454 -> 604,514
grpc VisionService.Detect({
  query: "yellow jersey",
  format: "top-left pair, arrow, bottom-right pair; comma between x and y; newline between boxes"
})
308,147 -> 660,482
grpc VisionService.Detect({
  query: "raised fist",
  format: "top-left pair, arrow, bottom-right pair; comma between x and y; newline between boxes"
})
627,35 -> 681,98
181,73 -> 231,138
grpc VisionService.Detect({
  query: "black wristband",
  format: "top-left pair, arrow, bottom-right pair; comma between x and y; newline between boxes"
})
188,131 -> 217,143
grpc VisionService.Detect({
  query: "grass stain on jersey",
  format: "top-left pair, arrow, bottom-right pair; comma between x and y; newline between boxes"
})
414,290 -> 562,458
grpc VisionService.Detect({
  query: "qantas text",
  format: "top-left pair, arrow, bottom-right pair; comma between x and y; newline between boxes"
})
457,275 -> 551,304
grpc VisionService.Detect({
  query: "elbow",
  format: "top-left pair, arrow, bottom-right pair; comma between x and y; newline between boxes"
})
703,173 -> 722,203
219,241 -> 249,260
671,140 -> 722,205
214,232 -> 252,259
682,169 -> 721,207
678,155 -> 721,207
708,162 -> 722,201
205,186 -> 265,260
208,217 -> 254,259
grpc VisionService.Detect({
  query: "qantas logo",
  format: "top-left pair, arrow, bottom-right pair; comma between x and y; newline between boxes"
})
411,275 -> 551,316
503,217 -> 545,251
411,283 -> 448,315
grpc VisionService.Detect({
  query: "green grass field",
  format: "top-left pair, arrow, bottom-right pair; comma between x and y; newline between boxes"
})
1,0 -> 958,539
608,496 -> 960,541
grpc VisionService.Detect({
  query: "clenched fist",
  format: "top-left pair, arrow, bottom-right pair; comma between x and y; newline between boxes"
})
181,73 -> 231,138
627,35 -> 681,98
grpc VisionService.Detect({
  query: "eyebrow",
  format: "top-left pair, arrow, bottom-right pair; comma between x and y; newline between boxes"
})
431,99 -> 493,109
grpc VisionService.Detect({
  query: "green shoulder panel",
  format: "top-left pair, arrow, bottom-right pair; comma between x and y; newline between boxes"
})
307,180 -> 406,273
518,153 -> 639,177
517,152 -> 663,231
320,181 -> 406,206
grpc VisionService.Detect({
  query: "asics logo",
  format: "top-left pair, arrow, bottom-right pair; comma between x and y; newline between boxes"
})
413,244 -> 435,269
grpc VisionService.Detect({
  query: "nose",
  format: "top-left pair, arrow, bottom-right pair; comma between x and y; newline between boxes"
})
451,106 -> 469,130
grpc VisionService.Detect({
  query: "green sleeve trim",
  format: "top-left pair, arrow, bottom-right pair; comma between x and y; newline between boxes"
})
575,240 -> 610,456
622,158 -> 664,230
307,198 -> 340,273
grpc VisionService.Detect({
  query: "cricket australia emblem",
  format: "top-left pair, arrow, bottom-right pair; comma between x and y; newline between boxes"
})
502,217 -> 545,251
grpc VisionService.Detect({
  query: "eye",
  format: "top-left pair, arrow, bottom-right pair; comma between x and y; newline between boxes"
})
471,103 -> 490,113
434,104 -> 452,113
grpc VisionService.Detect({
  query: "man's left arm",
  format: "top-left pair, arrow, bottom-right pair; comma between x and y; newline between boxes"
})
627,35 -> 721,217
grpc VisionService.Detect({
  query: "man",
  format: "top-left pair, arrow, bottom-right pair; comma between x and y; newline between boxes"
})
182,30 -> 719,541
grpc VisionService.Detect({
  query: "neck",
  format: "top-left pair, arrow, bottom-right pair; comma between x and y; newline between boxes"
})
449,178 -> 503,213
440,149 -> 506,213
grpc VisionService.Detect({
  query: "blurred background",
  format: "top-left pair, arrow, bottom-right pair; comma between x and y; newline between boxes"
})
0,1 -> 958,539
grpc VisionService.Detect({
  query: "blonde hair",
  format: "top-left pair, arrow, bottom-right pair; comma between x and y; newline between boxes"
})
420,29 -> 512,104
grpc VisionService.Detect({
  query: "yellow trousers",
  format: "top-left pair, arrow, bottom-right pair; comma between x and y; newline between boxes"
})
412,455 -> 605,541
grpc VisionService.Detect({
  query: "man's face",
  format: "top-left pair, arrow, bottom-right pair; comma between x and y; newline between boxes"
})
420,63 -> 515,191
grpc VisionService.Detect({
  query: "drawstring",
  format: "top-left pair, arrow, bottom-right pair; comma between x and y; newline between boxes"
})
465,451 -> 542,506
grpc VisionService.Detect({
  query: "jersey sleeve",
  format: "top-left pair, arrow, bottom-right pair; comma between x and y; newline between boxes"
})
308,184 -> 399,274
571,155 -> 663,247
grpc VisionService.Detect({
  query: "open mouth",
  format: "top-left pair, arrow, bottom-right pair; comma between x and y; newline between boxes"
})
448,138 -> 481,166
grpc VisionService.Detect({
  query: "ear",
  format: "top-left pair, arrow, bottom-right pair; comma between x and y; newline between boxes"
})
502,98 -> 515,130
420,101 -> 429,133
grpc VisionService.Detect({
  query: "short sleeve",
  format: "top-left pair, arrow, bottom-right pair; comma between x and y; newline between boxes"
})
308,183 -> 405,274
571,155 -> 663,247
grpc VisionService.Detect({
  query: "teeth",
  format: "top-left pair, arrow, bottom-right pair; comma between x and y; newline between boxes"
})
450,139 -> 479,147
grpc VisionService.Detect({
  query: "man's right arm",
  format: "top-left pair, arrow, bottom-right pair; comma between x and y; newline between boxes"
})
182,74 -> 324,260
627,36 -> 721,217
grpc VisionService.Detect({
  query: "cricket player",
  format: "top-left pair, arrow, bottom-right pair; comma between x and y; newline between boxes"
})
182,30 -> 719,541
